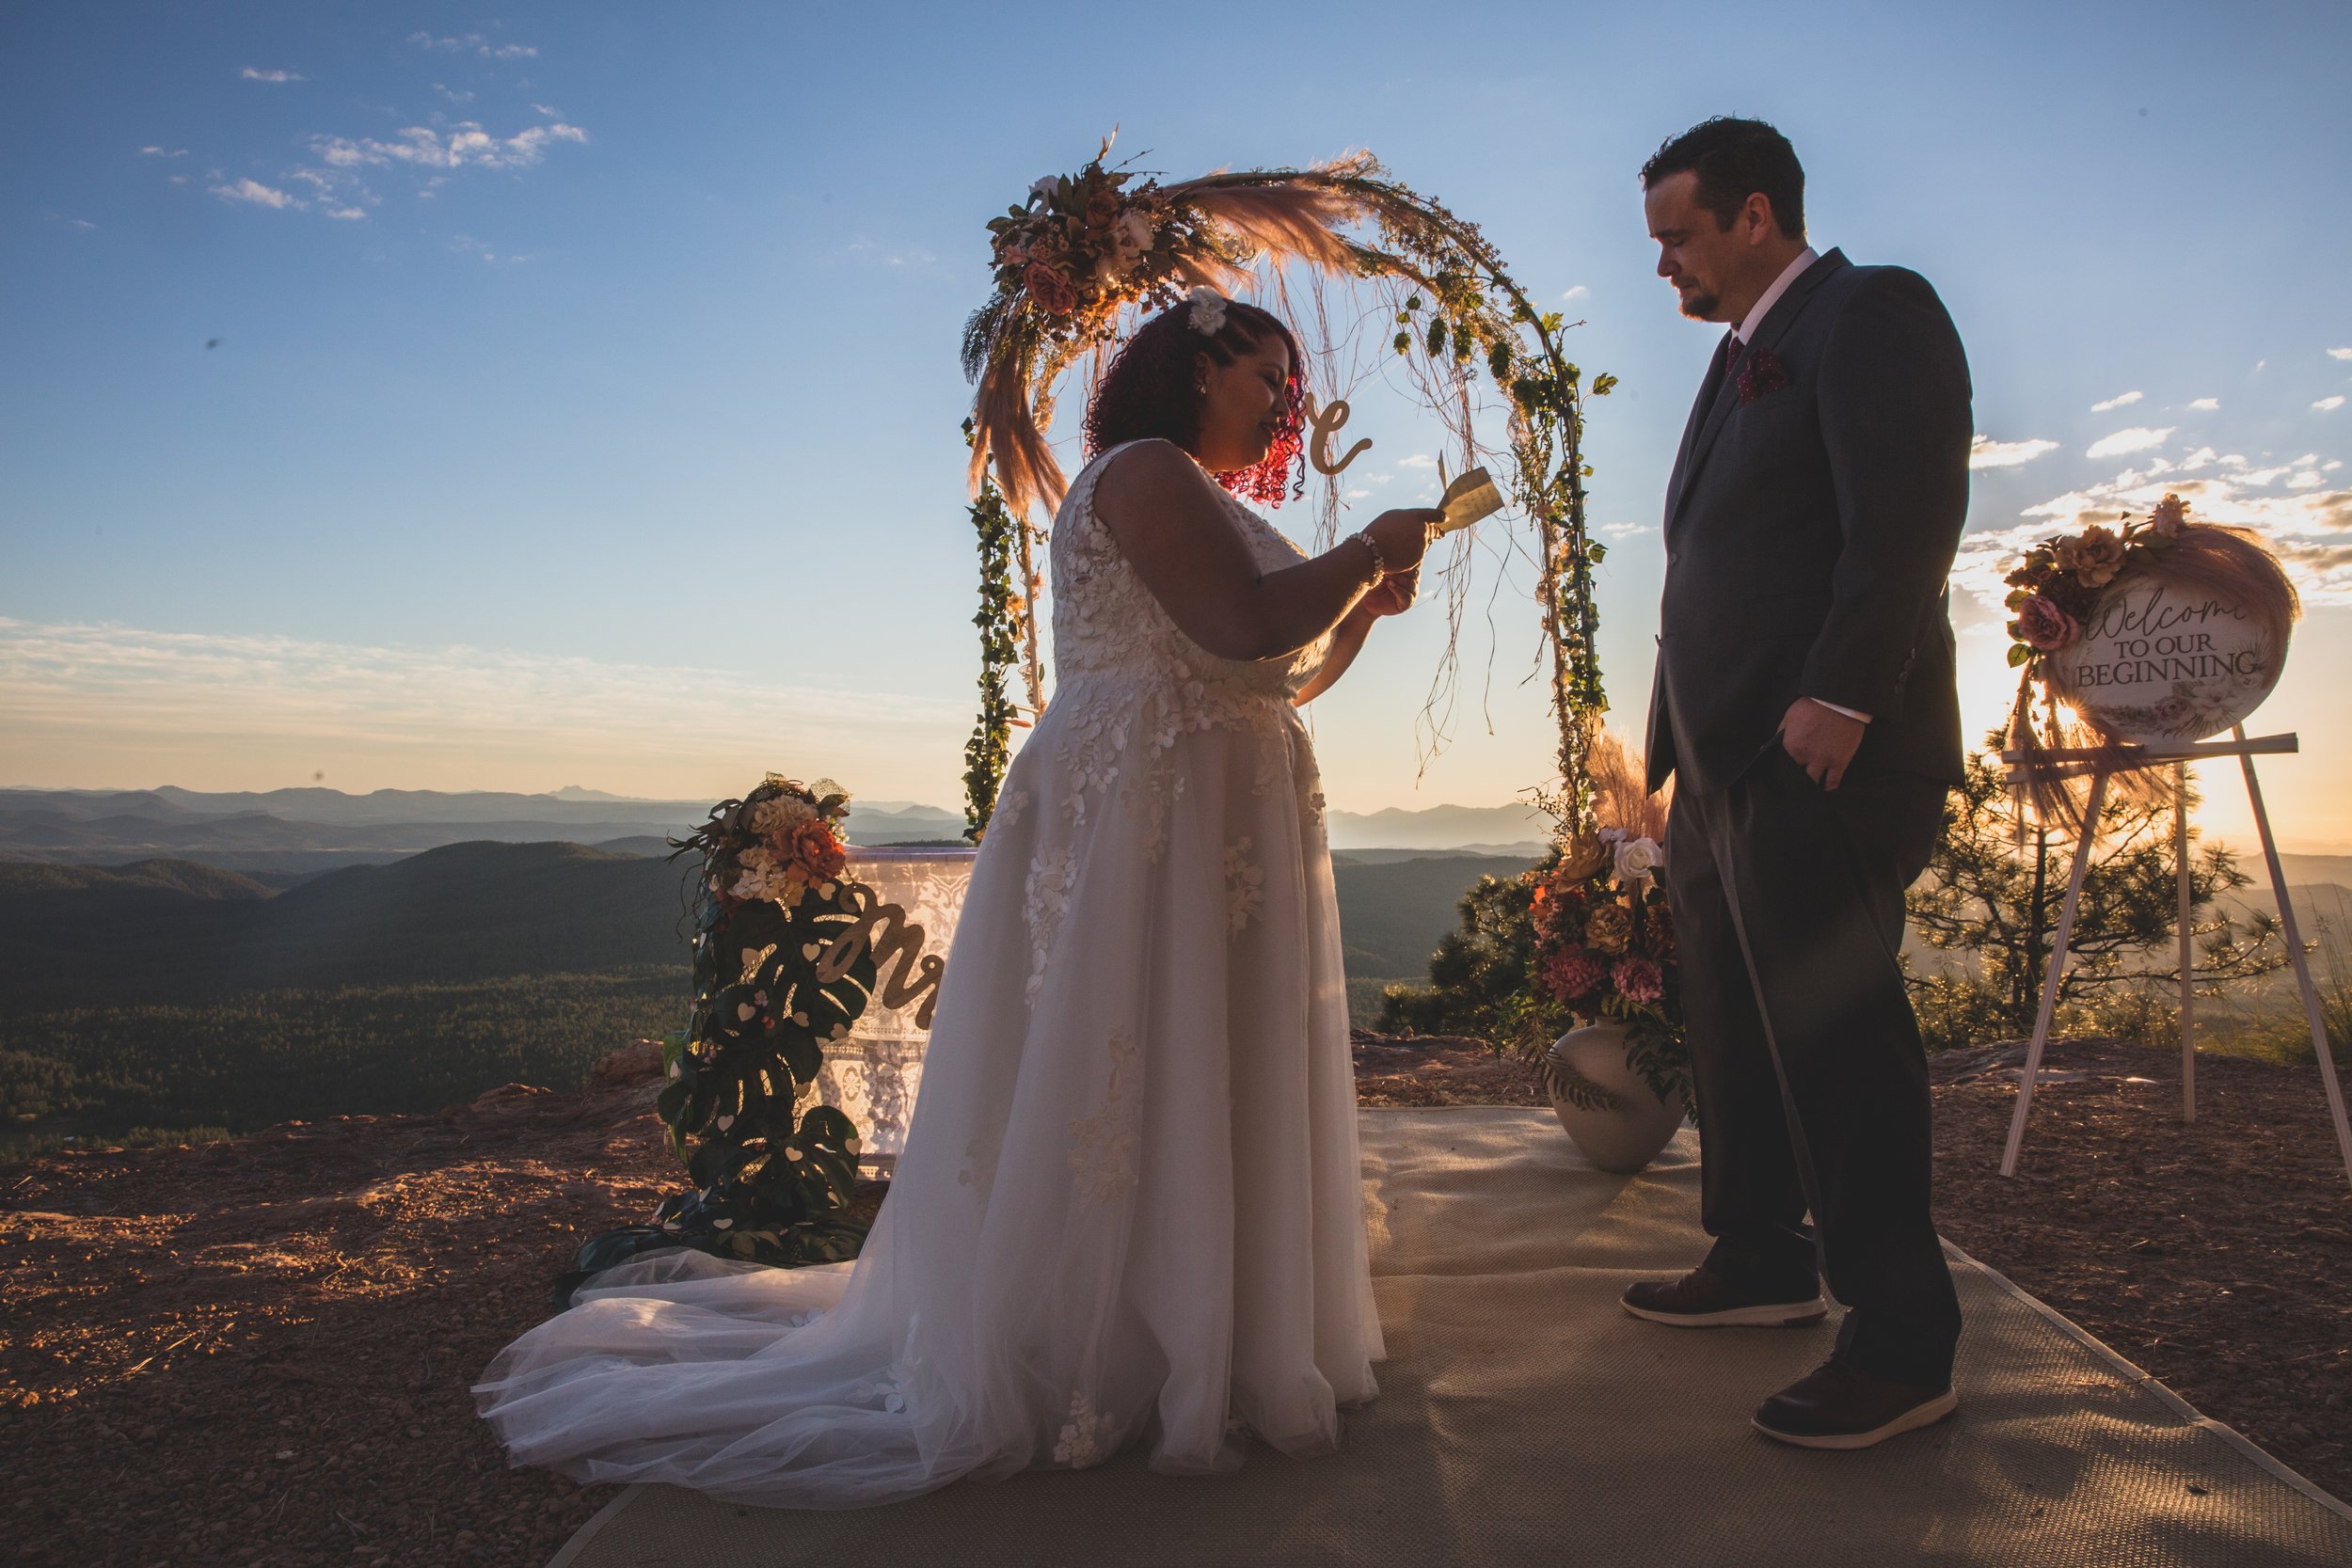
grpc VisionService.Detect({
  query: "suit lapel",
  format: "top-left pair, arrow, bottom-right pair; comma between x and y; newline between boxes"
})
1662,334 -> 1735,524
1665,249 -> 1849,534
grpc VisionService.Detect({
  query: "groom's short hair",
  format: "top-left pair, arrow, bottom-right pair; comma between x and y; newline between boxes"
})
1642,119 -> 1805,241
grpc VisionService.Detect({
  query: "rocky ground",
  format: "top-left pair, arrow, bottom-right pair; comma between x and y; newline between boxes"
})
2,1034 -> 2344,1567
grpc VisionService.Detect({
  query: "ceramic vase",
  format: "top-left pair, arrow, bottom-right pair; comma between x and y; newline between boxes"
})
1545,1022 -> 1686,1174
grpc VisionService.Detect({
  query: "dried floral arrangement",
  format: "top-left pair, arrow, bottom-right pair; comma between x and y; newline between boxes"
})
566,774 -> 878,1293
1526,828 -> 1690,1112
2003,492 -> 2299,824
961,140 -> 1617,834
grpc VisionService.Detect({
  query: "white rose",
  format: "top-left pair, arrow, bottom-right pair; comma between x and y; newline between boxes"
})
1186,285 -> 1227,337
1113,209 -> 1153,260
1613,836 -> 1662,883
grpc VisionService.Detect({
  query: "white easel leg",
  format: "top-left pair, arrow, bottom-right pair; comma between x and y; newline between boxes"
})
2002,767 -> 2112,1178
2177,762 -> 2195,1123
2235,727 -> 2352,1194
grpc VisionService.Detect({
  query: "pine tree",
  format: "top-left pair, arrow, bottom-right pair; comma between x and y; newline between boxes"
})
1905,742 -> 2287,1050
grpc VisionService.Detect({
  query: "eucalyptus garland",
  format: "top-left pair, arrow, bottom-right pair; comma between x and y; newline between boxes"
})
962,424 -> 1022,843
566,775 -> 878,1296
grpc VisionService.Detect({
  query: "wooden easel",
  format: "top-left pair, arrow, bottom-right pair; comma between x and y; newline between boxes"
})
1998,726 -> 2352,1194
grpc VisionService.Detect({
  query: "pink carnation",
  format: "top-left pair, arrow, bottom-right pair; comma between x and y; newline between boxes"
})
1612,957 -> 1664,1005
1543,946 -> 1607,1003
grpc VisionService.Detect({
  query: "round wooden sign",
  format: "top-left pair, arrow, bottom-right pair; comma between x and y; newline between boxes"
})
2048,564 -> 2287,745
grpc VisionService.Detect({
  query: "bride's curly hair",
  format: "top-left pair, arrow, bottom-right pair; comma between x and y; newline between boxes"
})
1083,298 -> 1307,506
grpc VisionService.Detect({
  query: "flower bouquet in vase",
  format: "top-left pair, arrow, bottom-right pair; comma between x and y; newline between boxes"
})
1524,830 -> 1692,1173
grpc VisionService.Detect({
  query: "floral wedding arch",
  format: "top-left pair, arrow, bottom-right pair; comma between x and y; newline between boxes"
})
957,143 -> 1620,840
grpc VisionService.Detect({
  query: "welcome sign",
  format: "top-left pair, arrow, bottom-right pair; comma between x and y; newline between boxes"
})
2052,574 -> 2283,745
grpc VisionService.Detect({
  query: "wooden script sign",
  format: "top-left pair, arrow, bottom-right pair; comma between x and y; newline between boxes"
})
2054,571 -> 2284,745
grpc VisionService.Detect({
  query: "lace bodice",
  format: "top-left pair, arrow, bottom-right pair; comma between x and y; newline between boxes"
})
1048,440 -> 1329,701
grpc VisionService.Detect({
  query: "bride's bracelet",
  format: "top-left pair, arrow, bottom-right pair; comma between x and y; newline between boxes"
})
1352,530 -> 1389,582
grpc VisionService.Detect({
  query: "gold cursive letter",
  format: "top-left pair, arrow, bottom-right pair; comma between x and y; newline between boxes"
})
1307,394 -> 1373,476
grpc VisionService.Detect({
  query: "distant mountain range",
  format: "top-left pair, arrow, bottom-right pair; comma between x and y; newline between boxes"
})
0,843 -> 701,1012
0,786 -> 970,873
0,786 -> 1561,874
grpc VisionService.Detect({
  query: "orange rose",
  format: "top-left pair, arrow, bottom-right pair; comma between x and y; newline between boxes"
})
783,819 -> 846,880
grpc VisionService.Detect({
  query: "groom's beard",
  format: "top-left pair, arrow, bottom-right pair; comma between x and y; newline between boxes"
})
1677,288 -> 1721,321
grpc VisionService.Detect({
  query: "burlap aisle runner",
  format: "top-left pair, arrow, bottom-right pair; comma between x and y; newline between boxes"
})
551,1109 -> 2352,1568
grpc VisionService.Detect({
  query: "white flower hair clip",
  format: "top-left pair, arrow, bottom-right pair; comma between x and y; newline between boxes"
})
1186,286 -> 1228,337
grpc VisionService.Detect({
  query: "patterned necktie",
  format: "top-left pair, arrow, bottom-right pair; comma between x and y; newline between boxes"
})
1698,330 -> 1743,412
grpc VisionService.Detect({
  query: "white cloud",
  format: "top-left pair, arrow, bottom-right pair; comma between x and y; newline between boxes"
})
2289,471 -> 2324,490
46,214 -> 97,231
210,178 -> 302,210
2316,396 -> 2347,412
1598,522 -> 1653,540
843,238 -> 939,271
1968,435 -> 2058,469
409,31 -> 537,59
240,67 -> 303,83
2188,397 -> 2220,411
1560,285 -> 1590,302
2329,347 -> 2352,361
313,119 -> 586,172
1396,454 -> 1437,469
2090,389 -> 2143,412
2086,425 -> 2172,459
1952,454 -> 2352,611
138,145 -> 187,158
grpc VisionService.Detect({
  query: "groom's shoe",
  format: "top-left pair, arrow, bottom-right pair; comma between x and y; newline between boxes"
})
1751,1359 -> 1959,1450
1620,1264 -> 1828,1328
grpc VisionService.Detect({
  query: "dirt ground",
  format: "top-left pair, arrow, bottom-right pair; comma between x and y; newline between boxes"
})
2,1034 -> 2344,1568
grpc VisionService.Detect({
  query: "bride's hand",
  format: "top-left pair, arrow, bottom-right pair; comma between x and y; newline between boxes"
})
1363,508 -> 1441,575
1359,564 -> 1421,618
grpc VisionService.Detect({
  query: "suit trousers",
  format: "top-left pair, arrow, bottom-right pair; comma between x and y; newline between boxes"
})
1665,745 -> 1962,1386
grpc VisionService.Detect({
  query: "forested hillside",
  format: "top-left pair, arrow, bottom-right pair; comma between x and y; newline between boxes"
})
0,840 -> 1531,1149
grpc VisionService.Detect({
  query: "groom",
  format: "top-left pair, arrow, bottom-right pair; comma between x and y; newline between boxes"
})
1625,118 -> 1971,1449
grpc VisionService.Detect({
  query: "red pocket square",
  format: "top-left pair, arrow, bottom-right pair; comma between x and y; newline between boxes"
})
1737,347 -> 1789,404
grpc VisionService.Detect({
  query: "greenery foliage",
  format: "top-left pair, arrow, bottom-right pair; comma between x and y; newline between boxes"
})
573,777 -> 879,1286
1375,867 -> 1545,1046
1904,745 -> 2288,1052
962,428 -> 1023,843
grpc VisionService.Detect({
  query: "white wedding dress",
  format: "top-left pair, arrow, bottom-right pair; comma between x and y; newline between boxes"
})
475,440 -> 1383,1507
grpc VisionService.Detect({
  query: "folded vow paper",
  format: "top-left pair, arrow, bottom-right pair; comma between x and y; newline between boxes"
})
1437,467 -> 1504,535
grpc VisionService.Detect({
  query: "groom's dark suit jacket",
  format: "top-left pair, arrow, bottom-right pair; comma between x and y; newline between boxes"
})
1645,249 -> 1972,796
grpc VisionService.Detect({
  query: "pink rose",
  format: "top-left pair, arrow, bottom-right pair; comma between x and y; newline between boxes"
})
1612,957 -> 1664,1005
1025,261 -> 1078,316
2012,594 -> 2079,652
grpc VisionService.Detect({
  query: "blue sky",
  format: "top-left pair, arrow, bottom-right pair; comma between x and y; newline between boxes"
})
5,2 -> 2350,845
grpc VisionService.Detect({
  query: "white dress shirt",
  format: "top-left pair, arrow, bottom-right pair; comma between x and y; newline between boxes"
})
1732,246 -> 1817,346
1733,245 -> 1870,726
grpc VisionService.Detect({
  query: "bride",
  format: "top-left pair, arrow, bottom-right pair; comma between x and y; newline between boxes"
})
475,288 -> 1439,1508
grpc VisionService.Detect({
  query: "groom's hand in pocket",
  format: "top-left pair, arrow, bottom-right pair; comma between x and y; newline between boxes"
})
1779,698 -> 1867,790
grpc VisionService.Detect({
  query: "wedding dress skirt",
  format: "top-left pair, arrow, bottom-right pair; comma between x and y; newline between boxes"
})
475,441 -> 1383,1507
